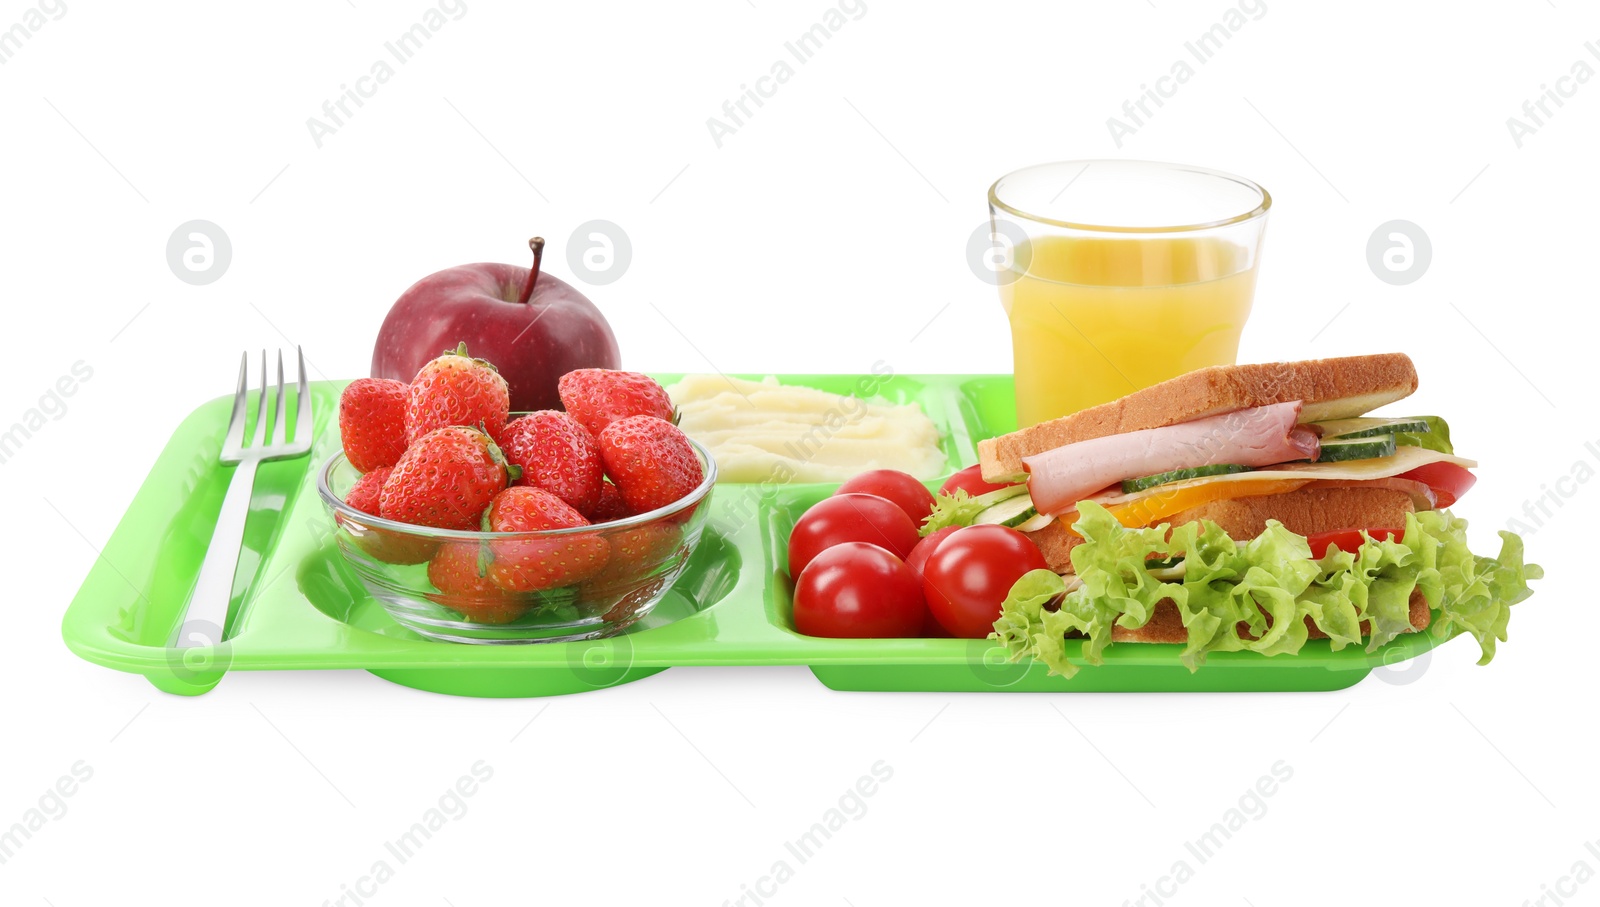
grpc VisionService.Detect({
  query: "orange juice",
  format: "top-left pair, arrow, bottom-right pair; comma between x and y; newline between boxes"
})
1000,235 -> 1257,428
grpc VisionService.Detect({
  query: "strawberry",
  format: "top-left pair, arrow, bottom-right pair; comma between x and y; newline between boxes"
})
498,411 -> 604,514
587,481 -> 631,523
585,522 -> 683,591
357,528 -> 438,567
340,467 -> 438,565
339,378 -> 409,472
574,522 -> 682,619
482,486 -> 610,592
601,579 -> 665,625
597,416 -> 704,515
405,342 -> 511,444
344,467 -> 389,515
558,369 -> 674,438
609,522 -> 683,575
427,541 -> 528,624
379,426 -> 515,530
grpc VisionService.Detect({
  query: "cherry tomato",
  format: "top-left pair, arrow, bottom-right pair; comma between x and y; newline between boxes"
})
787,493 -> 921,577
920,613 -> 954,638
836,469 -> 938,524
939,464 -> 1017,499
1306,528 -> 1403,559
904,527 -> 959,638
922,525 -> 1048,638
904,526 -> 958,582
1396,462 -> 1476,508
794,542 -> 926,638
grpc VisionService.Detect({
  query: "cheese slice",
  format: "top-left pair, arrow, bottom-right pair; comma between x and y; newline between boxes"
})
1057,447 -> 1476,531
1091,477 -> 1313,529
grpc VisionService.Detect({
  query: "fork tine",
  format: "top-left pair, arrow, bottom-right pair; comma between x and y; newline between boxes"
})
223,352 -> 249,451
253,349 -> 269,447
294,346 -> 311,446
272,349 -> 287,444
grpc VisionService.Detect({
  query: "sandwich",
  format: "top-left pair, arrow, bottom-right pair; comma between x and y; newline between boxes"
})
968,353 -> 1539,676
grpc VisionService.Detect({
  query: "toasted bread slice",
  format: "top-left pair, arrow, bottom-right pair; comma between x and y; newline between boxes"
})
1025,520 -> 1085,573
979,353 -> 1419,483
1162,484 -> 1418,542
1107,588 -> 1430,644
1024,486 -> 1418,574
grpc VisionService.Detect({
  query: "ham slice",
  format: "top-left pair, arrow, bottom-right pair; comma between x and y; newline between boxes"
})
1024,401 -> 1321,516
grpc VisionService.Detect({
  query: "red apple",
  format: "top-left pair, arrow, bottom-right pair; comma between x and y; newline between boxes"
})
372,237 -> 621,412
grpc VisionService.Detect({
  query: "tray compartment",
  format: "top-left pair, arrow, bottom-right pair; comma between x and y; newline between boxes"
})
952,375 -> 1021,446
756,458 -> 1438,693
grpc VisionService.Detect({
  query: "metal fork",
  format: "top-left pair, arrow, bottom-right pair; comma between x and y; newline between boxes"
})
175,348 -> 313,649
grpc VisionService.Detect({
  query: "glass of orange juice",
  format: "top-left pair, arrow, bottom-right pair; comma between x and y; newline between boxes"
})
987,160 -> 1270,428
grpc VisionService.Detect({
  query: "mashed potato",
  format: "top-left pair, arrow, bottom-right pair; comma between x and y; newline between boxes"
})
666,374 -> 946,484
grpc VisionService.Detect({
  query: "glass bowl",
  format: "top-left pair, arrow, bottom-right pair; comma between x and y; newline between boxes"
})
315,440 -> 717,644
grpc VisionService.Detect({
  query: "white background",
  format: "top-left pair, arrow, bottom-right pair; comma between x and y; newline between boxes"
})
1,0 -> 1593,904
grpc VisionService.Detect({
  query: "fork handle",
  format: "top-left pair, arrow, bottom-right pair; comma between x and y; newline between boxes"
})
175,458 -> 261,649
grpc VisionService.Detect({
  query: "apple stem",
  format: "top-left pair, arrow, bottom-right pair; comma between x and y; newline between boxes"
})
517,237 -> 545,305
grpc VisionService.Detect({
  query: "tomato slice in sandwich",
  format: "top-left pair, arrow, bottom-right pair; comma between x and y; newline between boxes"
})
1305,528 -> 1403,559
1395,462 -> 1476,508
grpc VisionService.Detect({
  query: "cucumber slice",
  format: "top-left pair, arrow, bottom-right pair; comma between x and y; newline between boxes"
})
1316,433 -> 1397,462
968,483 -> 1030,508
1148,560 -> 1187,581
1121,464 -> 1254,494
973,494 -> 1038,528
1014,511 -> 1054,533
1310,417 -> 1433,439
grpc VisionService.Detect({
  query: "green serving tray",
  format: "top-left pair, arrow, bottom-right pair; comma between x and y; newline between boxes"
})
61,374 -> 1443,698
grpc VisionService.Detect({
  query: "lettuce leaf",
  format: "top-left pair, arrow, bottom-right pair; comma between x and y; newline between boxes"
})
920,489 -> 989,536
991,501 -> 1540,677
1419,510 -> 1541,665
1394,415 -> 1453,454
